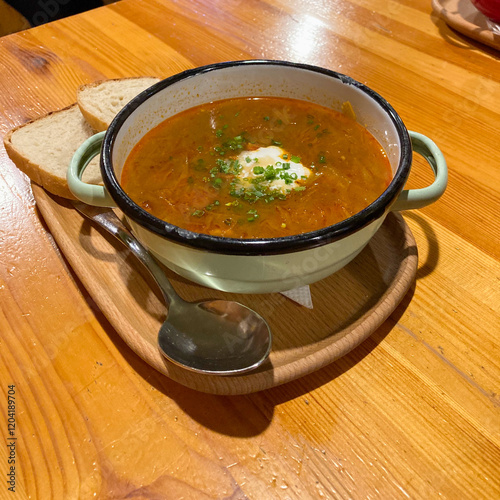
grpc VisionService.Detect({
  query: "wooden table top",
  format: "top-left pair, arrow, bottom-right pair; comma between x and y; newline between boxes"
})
0,0 -> 498,498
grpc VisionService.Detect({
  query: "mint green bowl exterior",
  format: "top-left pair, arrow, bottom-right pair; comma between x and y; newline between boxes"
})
68,61 -> 447,294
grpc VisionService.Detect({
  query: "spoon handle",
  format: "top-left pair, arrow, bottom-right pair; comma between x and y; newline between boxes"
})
72,202 -> 179,306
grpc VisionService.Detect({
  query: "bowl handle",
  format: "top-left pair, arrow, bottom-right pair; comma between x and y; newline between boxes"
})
67,131 -> 116,207
391,131 -> 448,212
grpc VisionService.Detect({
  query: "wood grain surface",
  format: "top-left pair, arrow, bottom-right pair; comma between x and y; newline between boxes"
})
0,0 -> 499,498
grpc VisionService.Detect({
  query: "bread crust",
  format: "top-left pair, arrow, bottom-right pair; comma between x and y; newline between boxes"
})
78,106 -> 108,133
3,104 -> 80,199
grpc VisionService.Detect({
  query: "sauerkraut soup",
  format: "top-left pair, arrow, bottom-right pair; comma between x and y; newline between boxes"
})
120,97 -> 392,239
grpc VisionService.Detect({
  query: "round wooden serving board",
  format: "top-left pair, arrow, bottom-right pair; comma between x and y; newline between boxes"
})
33,184 -> 418,395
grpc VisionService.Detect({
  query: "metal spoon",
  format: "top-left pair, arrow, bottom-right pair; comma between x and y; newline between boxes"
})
72,202 -> 272,375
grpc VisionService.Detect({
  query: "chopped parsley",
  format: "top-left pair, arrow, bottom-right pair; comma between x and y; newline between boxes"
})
247,208 -> 259,222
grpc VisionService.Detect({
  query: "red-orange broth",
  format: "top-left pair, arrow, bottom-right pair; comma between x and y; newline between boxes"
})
121,97 -> 392,239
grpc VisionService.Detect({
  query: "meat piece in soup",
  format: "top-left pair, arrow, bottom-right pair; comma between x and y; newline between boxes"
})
121,97 -> 392,239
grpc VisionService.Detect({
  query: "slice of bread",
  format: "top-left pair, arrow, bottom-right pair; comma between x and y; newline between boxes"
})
3,104 -> 101,199
4,76 -> 161,199
77,77 -> 160,132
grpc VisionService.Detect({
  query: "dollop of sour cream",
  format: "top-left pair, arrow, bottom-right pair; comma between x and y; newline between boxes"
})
234,146 -> 311,195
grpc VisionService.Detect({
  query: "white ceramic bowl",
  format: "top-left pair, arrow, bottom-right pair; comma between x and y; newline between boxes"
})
68,60 -> 447,293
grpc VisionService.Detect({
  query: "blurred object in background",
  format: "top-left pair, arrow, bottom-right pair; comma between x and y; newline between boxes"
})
471,0 -> 500,22
1,0 -> 121,36
0,0 -> 30,36
432,0 -> 500,49
471,0 -> 500,33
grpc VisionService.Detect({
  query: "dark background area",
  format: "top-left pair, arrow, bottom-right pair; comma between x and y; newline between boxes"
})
6,0 -> 106,27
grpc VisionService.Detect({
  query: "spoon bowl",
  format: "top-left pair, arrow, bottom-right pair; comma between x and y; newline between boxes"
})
72,202 -> 272,375
159,299 -> 272,374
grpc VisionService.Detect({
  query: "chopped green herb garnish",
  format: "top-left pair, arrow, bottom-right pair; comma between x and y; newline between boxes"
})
253,166 -> 265,175
291,155 -> 301,163
216,159 -> 228,173
222,134 -> 246,151
215,129 -> 223,137
231,159 -> 242,174
192,209 -> 205,217
204,199 -> 221,211
263,116 -> 270,121
319,155 -> 326,163
264,165 -> 277,180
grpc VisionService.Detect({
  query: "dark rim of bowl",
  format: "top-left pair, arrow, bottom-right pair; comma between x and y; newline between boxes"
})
102,59 -> 412,256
